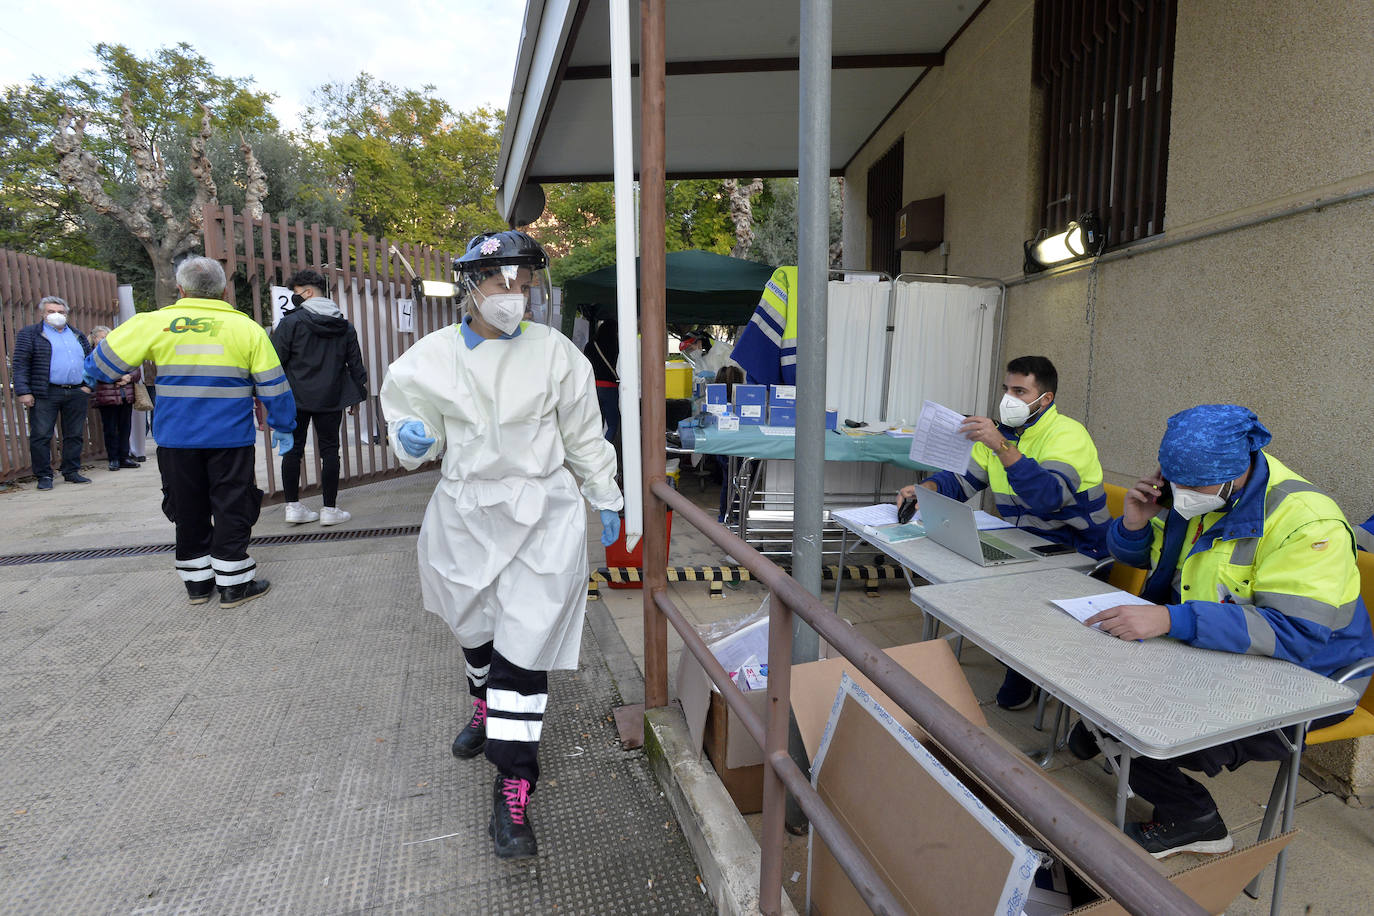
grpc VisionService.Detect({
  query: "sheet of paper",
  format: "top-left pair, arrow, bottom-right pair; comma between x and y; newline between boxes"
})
760,426 -> 795,436
908,400 -> 974,473
972,510 -> 1013,530
1051,591 -> 1155,629
832,504 -> 900,527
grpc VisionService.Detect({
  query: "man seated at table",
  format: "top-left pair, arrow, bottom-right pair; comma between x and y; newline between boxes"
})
897,355 -> 1111,709
1079,404 -> 1374,858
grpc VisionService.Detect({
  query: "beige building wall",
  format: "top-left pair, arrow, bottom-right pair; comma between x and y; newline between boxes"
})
843,0 -> 1374,520
842,0 -> 1374,791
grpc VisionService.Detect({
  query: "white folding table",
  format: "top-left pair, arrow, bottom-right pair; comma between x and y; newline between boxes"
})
907,566 -> 1360,916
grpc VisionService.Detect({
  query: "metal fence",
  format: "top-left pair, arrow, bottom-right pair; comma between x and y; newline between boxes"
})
201,205 -> 462,499
1,249 -> 121,482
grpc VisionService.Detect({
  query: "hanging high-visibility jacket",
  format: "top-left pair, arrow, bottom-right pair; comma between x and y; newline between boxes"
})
927,404 -> 1111,557
86,297 -> 296,448
732,266 -> 798,386
1107,452 -> 1374,678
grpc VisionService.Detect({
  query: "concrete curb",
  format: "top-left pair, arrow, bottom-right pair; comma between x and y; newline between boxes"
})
643,705 -> 799,916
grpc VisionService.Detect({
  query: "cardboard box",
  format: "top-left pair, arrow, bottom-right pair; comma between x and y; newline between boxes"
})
705,383 -> 728,415
734,384 -> 767,425
795,646 -> 1295,915
769,384 -> 797,408
767,405 -> 795,427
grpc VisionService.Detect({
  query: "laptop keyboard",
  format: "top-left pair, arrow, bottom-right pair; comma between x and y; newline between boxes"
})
980,541 -> 1017,562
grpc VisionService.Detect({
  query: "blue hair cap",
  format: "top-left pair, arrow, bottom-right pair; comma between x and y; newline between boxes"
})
1158,404 -> 1272,486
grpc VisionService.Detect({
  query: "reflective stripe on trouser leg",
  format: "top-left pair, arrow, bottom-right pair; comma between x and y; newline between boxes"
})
485,648 -> 548,786
175,555 -> 213,583
212,554 -> 257,587
462,641 -> 494,700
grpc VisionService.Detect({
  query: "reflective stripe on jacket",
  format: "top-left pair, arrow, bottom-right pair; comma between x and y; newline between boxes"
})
928,404 -> 1110,557
1107,452 -> 1374,677
85,298 -> 295,448
732,266 -> 798,386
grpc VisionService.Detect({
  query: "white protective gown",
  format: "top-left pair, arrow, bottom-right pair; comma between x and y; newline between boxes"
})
379,321 -> 624,671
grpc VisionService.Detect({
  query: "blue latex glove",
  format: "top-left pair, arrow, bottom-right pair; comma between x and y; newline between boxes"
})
271,430 -> 293,456
599,510 -> 621,547
694,369 -> 715,380
397,420 -> 435,457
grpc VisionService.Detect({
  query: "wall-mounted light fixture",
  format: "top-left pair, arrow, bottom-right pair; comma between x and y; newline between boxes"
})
1023,214 -> 1106,273
413,279 -> 459,299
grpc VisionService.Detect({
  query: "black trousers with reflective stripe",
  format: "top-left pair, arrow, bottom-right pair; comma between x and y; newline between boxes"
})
464,642 -> 548,786
157,445 -> 262,569
1129,712 -> 1347,821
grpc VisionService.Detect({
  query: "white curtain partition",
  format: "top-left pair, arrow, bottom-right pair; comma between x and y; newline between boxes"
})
885,279 -> 1000,424
824,278 -> 892,421
763,276 -> 999,508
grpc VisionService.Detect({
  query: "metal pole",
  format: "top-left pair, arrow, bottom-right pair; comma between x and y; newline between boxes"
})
639,0 -> 669,710
609,0 -> 644,551
793,0 -> 831,656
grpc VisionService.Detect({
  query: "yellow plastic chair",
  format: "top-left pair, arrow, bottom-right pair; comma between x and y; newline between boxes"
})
1305,550 -> 1374,744
1095,481 -> 1148,595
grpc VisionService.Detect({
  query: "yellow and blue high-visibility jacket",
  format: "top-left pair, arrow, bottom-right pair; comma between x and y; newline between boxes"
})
85,298 -> 295,448
926,405 -> 1111,557
732,266 -> 798,386
1107,452 -> 1374,677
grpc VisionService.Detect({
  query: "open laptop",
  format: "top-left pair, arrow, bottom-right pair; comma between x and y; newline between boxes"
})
917,489 -> 1038,567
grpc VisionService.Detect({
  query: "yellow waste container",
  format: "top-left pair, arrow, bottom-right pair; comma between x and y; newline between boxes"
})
665,363 -> 693,399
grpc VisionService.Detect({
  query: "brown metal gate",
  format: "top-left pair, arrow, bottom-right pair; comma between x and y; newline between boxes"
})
202,205 -> 462,499
1,249 -> 121,482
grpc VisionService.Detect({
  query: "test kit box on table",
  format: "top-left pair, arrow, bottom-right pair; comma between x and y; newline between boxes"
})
704,383 -> 729,415
733,384 -> 767,425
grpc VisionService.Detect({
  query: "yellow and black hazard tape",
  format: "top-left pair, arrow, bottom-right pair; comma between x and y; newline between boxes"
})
588,563 -> 902,600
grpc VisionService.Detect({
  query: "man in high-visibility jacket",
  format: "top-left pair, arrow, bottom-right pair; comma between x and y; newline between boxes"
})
731,265 -> 798,386
897,356 -> 1111,709
1079,404 -> 1374,859
85,257 -> 296,608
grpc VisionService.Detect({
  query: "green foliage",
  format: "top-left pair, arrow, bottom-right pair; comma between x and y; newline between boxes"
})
747,177 -> 844,268
305,74 -> 506,252
0,82 -> 100,265
536,179 -> 737,286
0,43 -> 345,309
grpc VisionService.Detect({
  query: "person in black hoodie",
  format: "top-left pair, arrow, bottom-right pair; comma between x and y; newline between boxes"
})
271,269 -> 368,525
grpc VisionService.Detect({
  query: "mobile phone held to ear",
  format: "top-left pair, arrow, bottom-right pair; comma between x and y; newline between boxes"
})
1031,542 -> 1076,557
1155,479 -> 1172,509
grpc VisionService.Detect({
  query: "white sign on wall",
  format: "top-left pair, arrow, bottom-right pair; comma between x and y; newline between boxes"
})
270,286 -> 292,329
397,298 -> 415,333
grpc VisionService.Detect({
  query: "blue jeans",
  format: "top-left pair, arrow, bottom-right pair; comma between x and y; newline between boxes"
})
29,386 -> 89,479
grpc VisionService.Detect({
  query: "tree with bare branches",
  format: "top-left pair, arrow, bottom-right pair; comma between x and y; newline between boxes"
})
54,94 -> 266,306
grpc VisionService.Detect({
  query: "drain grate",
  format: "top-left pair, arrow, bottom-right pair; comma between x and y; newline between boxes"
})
0,525 -> 421,567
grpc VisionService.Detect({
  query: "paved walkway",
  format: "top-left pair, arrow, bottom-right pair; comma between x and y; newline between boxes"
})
0,456 -> 712,914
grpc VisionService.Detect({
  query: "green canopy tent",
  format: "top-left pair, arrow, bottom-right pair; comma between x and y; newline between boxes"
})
561,249 -> 775,327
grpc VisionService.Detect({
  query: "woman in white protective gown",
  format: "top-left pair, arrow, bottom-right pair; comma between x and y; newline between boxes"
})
379,230 -> 622,860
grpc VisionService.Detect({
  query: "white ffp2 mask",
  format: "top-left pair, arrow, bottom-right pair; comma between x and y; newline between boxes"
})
1170,481 -> 1231,520
45,312 -> 68,329
476,292 -> 526,335
997,391 -> 1047,427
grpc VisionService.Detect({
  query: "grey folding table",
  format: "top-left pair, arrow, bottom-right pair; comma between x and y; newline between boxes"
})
907,565 -> 1360,916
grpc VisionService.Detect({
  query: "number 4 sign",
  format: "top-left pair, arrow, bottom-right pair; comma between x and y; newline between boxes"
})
397,298 -> 415,333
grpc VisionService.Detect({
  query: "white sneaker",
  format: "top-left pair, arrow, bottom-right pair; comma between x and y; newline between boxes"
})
284,502 -> 319,524
319,506 -> 351,527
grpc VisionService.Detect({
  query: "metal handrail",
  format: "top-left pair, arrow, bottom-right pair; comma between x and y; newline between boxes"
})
647,477 -> 1207,916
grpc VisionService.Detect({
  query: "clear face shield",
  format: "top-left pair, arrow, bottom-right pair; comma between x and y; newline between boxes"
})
461,264 -> 554,333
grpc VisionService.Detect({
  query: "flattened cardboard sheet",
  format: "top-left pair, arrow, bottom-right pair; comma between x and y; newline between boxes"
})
808,675 -> 1040,916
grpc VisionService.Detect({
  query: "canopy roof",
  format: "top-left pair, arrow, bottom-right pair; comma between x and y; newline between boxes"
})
562,249 -> 775,326
495,0 -> 979,221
